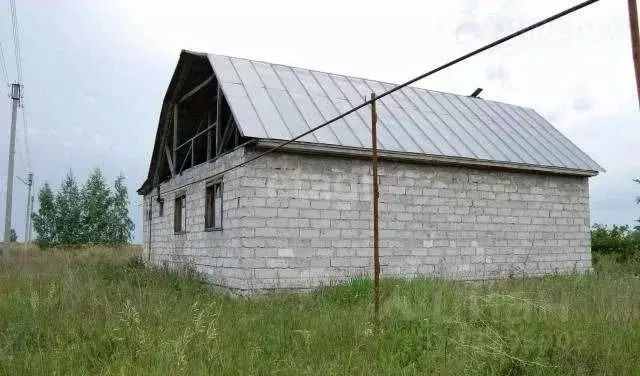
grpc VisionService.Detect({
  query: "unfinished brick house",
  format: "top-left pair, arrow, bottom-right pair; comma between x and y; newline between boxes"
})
138,50 -> 603,292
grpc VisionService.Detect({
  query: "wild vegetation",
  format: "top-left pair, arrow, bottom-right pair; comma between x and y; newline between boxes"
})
31,169 -> 134,247
0,245 -> 639,375
0,178 -> 635,374
591,223 -> 640,255
7,228 -> 17,242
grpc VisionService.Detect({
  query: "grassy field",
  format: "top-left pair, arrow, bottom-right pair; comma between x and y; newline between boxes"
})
1,247 -> 639,375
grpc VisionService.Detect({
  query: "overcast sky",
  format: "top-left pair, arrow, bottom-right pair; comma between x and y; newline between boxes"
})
0,0 -> 638,243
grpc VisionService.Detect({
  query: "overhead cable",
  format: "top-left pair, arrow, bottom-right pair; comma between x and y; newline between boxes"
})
9,0 -> 23,84
0,40 -> 9,86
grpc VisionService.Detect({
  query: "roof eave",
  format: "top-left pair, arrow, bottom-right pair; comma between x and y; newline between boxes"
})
137,179 -> 151,196
253,139 -> 600,177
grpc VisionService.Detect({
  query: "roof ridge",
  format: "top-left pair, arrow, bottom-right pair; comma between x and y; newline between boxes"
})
205,51 -> 535,111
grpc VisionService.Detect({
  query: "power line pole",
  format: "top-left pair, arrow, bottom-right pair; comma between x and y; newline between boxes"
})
3,83 -> 20,242
628,0 -> 640,107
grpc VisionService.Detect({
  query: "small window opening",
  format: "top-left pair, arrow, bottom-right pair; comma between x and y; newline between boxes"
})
174,195 -> 186,233
158,199 -> 164,217
205,181 -> 223,230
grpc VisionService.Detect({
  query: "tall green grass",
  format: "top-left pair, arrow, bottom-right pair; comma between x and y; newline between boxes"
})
1,246 -> 639,375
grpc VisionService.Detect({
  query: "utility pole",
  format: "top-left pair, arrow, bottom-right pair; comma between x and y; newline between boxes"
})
628,0 -> 640,107
3,83 -> 20,242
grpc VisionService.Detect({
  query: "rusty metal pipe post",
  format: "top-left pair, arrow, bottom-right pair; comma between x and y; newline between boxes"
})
628,0 -> 640,108
370,92 -> 381,324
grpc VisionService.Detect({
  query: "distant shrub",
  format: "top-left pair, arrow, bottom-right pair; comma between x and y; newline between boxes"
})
591,224 -> 640,261
8,228 -> 17,242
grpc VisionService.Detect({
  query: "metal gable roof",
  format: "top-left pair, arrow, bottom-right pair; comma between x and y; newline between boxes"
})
208,53 -> 603,174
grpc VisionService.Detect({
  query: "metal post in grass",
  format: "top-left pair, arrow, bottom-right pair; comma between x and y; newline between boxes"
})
370,92 -> 381,324
16,173 -> 33,247
628,0 -> 640,108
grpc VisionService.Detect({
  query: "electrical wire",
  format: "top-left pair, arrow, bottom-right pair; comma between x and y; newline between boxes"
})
20,104 -> 31,172
9,0 -> 23,84
14,139 -> 27,173
0,40 -> 9,86
152,0 -> 601,197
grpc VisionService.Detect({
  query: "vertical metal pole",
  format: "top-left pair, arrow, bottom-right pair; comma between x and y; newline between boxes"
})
24,172 -> 32,245
370,92 -> 380,323
28,194 -> 33,244
4,83 -> 20,242
628,0 -> 640,108
206,111 -> 212,160
216,85 -> 222,156
173,105 -> 178,170
147,198 -> 152,262
191,139 -> 195,167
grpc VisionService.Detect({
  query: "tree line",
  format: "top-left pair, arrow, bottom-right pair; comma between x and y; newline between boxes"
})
32,169 -> 134,247
590,178 -> 640,266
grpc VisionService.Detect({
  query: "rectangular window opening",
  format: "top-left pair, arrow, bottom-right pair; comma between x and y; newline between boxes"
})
158,199 -> 164,217
174,195 -> 186,233
205,181 -> 223,230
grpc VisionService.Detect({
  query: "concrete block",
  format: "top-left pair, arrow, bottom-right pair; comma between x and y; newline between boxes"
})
278,208 -> 299,218
300,229 -> 321,239
254,207 -> 279,217
278,248 -> 295,257
311,200 -> 331,210
310,219 -> 331,229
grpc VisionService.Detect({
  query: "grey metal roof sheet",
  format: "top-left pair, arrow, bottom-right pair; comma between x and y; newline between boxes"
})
208,53 -> 603,173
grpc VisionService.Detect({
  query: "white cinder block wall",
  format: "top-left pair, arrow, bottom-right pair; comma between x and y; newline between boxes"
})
143,147 -> 592,292
142,148 -> 252,289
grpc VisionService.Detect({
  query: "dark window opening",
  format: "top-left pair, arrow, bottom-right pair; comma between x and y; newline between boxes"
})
205,181 -> 223,230
158,199 -> 164,217
174,195 -> 186,233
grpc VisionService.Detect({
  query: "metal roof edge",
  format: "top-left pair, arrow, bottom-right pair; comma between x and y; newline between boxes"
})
528,108 -> 605,173
181,49 -> 208,57
253,139 -> 600,177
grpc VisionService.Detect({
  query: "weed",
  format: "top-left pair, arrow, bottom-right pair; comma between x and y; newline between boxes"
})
0,246 -> 639,375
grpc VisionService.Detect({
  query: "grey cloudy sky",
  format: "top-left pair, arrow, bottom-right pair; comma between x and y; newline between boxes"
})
0,0 -> 638,243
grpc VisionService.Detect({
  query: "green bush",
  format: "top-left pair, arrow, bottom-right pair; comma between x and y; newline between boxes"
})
591,224 -> 640,260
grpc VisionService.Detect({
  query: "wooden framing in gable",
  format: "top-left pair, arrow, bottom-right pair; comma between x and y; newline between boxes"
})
149,52 -> 244,190
151,58 -> 192,189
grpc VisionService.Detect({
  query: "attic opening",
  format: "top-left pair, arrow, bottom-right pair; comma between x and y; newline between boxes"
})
158,54 -> 244,185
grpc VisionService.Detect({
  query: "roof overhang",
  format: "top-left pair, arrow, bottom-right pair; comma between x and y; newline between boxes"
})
253,139 -> 600,177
